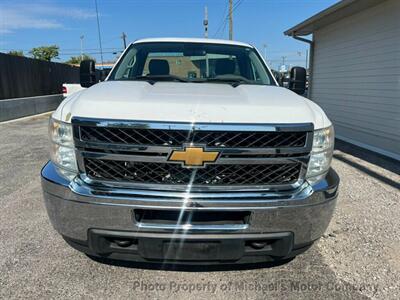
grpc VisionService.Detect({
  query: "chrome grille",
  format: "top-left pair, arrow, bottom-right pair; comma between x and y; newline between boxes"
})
73,118 -> 313,191
84,158 -> 302,186
79,126 -> 307,148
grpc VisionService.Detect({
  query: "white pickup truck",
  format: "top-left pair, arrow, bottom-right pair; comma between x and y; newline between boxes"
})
41,38 -> 339,265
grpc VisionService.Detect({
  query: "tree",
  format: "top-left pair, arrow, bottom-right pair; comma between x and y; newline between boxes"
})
29,45 -> 59,61
65,54 -> 96,65
7,50 -> 24,57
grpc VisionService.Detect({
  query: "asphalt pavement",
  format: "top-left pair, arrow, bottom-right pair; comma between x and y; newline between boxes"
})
0,114 -> 399,299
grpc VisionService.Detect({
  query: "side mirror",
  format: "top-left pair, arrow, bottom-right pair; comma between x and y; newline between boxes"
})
80,60 -> 96,88
289,67 -> 306,95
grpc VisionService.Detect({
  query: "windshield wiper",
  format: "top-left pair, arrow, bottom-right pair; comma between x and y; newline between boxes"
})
131,74 -> 188,85
196,76 -> 253,87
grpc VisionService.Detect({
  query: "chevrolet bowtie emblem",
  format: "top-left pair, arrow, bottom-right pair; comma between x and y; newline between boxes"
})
168,146 -> 220,167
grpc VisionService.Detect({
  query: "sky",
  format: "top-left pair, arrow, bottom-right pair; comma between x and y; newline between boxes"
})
0,0 -> 339,69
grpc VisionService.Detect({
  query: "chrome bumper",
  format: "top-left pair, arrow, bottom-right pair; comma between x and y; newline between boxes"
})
41,161 -> 339,249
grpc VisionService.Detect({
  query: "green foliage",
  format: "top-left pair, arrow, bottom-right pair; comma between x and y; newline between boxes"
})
7,50 -> 24,57
65,54 -> 96,65
29,45 -> 59,61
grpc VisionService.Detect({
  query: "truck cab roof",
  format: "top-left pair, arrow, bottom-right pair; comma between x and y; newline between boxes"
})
131,37 -> 253,48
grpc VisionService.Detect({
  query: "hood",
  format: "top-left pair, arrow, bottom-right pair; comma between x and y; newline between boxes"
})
53,81 -> 330,129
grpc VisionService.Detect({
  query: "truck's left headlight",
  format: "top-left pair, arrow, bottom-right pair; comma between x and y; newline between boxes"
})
306,125 -> 334,183
49,118 -> 78,179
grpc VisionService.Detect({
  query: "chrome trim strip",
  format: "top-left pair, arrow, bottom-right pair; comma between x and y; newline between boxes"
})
80,150 -> 310,165
68,176 -> 316,207
48,195 -> 337,211
74,141 -> 311,155
135,223 -> 249,231
77,174 -> 307,192
72,117 -> 314,132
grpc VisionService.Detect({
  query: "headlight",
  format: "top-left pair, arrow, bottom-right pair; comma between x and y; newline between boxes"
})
50,144 -> 77,170
49,118 -> 77,178
307,125 -> 334,182
49,118 -> 74,146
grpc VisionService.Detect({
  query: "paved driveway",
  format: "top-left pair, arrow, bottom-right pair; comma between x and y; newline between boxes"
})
0,115 -> 399,299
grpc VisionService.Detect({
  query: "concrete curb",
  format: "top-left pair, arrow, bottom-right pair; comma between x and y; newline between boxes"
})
0,94 -> 63,122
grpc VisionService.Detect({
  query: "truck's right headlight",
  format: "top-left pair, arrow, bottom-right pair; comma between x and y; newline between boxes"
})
49,118 -> 78,179
306,126 -> 334,183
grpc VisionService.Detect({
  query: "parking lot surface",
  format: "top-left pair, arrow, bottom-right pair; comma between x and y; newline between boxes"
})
0,115 -> 399,299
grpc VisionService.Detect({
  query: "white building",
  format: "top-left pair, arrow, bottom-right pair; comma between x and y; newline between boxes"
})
285,0 -> 400,160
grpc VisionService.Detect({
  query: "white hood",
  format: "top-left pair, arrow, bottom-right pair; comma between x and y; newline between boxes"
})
54,81 -> 330,129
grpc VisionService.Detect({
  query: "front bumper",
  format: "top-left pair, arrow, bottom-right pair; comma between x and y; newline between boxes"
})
41,162 -> 339,263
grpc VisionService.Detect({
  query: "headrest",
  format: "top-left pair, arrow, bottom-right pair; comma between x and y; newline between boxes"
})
149,59 -> 170,75
215,59 -> 235,76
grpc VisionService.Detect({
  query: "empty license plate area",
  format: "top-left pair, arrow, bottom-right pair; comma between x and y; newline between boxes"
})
138,238 -> 244,261
133,209 -> 251,226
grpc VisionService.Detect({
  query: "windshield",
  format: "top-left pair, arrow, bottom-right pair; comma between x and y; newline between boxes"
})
108,42 -> 275,86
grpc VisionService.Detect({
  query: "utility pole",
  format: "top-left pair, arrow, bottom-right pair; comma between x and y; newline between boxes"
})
229,0 -> 233,40
121,32 -> 127,49
80,35 -> 84,61
203,6 -> 208,38
204,6 -> 209,77
94,0 -> 104,67
282,56 -> 286,66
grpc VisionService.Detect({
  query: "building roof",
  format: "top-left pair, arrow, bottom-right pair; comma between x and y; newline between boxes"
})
284,0 -> 385,36
132,37 -> 252,48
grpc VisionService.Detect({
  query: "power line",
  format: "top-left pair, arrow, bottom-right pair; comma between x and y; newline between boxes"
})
232,1 -> 245,15
213,0 -> 244,39
213,1 -> 228,38
228,0 -> 244,39
217,18 -> 228,39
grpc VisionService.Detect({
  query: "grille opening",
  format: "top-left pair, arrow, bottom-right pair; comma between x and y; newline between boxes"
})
220,153 -> 308,158
134,209 -> 251,225
84,158 -> 302,186
83,148 -> 168,157
79,126 -> 308,148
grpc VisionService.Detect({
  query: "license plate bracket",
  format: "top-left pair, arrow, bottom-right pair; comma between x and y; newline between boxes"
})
138,238 -> 244,261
